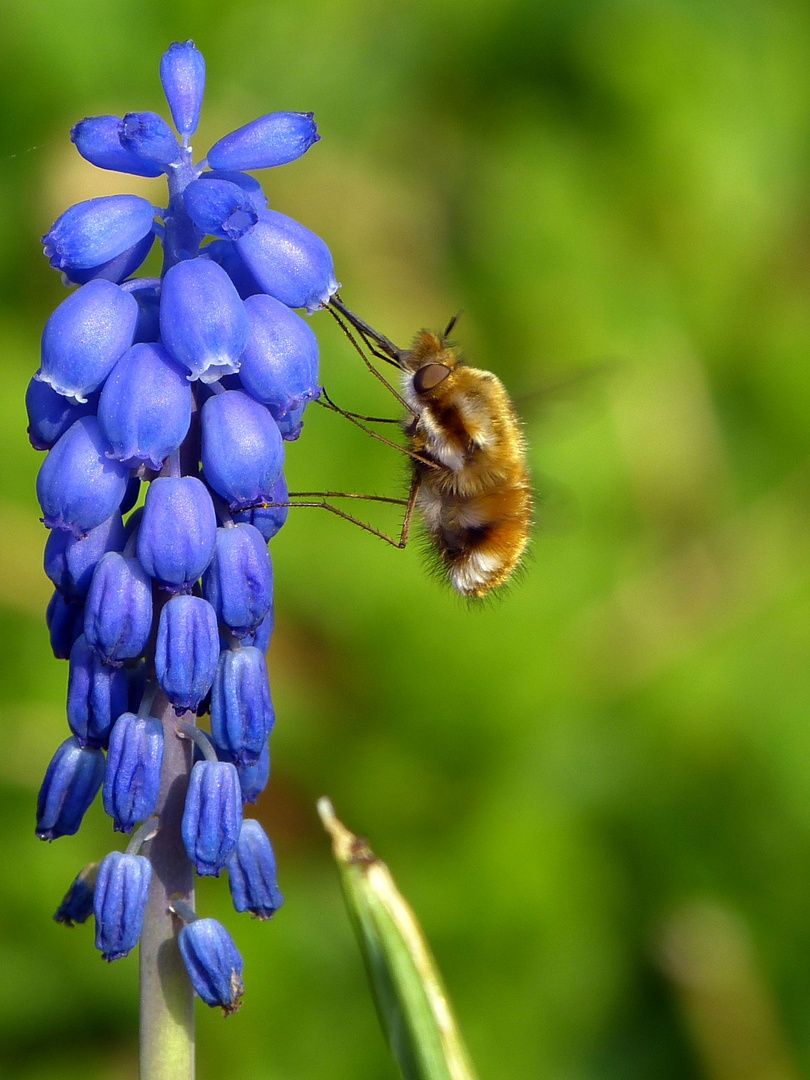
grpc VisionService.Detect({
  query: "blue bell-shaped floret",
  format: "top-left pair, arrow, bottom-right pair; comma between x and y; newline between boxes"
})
37,416 -> 131,537
207,111 -> 319,171
210,646 -> 275,767
136,476 -> 217,590
83,552 -> 153,666
232,741 -> 270,805
119,111 -> 180,168
36,736 -> 105,840
103,713 -> 164,832
201,391 -> 284,511
181,759 -> 242,876
160,40 -> 205,137
155,595 -> 220,712
159,257 -> 250,383
205,240 -> 263,300
71,115 -> 165,177
67,633 -> 130,748
46,590 -> 85,660
236,208 -> 338,312
198,170 -> 267,213
94,851 -> 152,960
64,231 -> 156,287
203,524 -> 273,638
26,378 -> 96,451
232,471 -> 288,541
54,862 -> 100,926
44,511 -> 125,600
42,195 -> 155,276
177,917 -> 244,1014
246,606 -> 274,654
184,179 -> 258,241
275,403 -> 307,440
98,342 -> 192,469
226,818 -> 284,920
240,293 -> 320,419
39,279 -> 139,402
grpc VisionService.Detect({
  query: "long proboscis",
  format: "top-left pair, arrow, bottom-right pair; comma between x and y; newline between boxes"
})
329,296 -> 406,368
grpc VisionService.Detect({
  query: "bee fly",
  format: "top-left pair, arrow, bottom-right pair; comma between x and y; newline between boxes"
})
305,296 -> 533,599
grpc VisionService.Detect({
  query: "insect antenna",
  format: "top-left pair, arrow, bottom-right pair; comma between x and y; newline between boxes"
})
443,311 -> 462,338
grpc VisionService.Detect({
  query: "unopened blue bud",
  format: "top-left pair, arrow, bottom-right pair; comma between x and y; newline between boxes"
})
119,111 -> 181,168
184,178 -> 258,241
37,416 -> 131,537
182,759 -> 242,876
205,240 -> 262,300
137,476 -> 217,590
54,862 -> 99,926
227,819 -> 283,919
36,736 -> 105,840
233,741 -> 270,804
203,524 -> 273,638
67,634 -> 130,747
210,646 -> 274,766
155,595 -> 220,712
160,257 -> 250,382
71,115 -> 164,178
199,170 -> 267,213
83,552 -> 153,666
232,472 -> 288,541
42,195 -> 155,275
46,591 -> 85,659
44,511 -> 126,600
39,279 -> 139,401
275,403 -> 307,440
26,378 -> 96,451
201,391 -> 284,510
178,917 -> 244,1014
240,293 -> 320,418
207,111 -> 319,171
65,231 -> 156,287
103,713 -> 164,832
160,41 -> 205,137
94,851 -> 152,960
98,343 -> 192,469
236,209 -> 338,312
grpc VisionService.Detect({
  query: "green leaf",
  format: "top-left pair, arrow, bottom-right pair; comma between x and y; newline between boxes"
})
318,798 -> 480,1080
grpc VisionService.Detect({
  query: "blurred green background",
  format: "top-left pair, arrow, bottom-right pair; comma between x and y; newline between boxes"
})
2,1 -> 810,1077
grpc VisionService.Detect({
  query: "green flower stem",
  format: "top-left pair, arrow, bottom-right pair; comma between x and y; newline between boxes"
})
139,688 -> 196,1080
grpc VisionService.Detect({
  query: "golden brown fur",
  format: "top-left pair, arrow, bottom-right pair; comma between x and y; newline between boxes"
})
403,331 -> 532,598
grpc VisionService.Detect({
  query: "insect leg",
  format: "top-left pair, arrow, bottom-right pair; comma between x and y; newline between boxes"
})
313,394 -> 439,470
317,388 -> 400,424
326,303 -> 417,418
262,492 -> 411,548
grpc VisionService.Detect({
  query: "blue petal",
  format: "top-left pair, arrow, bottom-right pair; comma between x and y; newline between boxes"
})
236,208 -> 338,312
241,293 -> 320,418
203,524 -> 274,638
64,231 -> 155,287
46,591 -> 85,660
207,111 -> 319,171
198,170 -> 267,214
204,240 -> 263,300
83,552 -> 153,666
71,115 -> 164,178
178,917 -> 244,1013
136,476 -> 217,590
159,257 -> 250,382
181,760 -> 242,876
44,511 -> 126,600
233,740 -> 270,804
103,713 -> 164,833
37,416 -> 131,537
119,111 -> 181,168
201,390 -> 284,510
227,819 -> 283,919
232,472 -> 289,541
275,403 -> 307,441
36,736 -> 105,840
160,41 -> 206,137
184,178 -> 258,240
39,279 -> 139,402
98,342 -> 192,469
67,633 -> 130,748
210,645 -> 275,767
94,851 -> 152,960
155,595 -> 220,712
43,195 -> 155,274
26,378 -> 96,451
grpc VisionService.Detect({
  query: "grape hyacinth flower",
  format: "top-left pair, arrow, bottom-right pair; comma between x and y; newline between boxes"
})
31,40 -> 318,1076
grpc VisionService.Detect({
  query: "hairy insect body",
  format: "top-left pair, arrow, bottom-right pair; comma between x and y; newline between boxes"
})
403,332 -> 532,598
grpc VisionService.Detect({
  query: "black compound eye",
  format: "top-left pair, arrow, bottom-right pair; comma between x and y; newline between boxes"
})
413,363 -> 451,393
